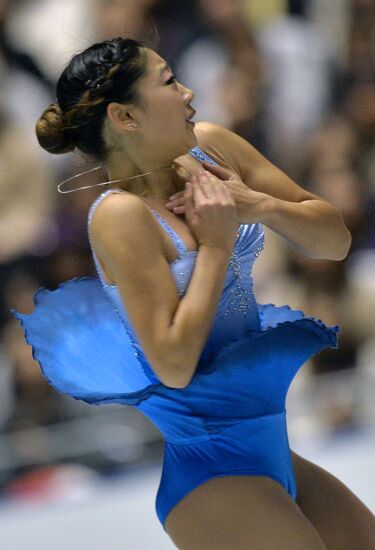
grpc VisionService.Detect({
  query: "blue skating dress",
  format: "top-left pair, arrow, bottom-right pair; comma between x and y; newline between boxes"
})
13,146 -> 339,531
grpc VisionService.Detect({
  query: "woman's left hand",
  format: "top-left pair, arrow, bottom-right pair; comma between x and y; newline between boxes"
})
165,161 -> 269,224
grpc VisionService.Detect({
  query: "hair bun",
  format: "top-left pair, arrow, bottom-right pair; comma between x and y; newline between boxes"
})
36,103 -> 75,154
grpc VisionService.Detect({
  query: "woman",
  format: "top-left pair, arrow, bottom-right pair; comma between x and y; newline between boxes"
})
14,37 -> 375,549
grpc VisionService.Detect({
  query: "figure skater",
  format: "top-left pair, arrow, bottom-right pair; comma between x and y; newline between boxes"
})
13,37 -> 375,549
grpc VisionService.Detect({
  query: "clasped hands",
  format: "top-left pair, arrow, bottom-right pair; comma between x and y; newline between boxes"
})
165,161 -> 269,224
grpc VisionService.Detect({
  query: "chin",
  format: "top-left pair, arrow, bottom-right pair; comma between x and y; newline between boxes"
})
174,137 -> 197,158
186,128 -> 198,149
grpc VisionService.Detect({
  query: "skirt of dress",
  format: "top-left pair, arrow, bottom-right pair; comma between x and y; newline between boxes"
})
11,276 -> 339,411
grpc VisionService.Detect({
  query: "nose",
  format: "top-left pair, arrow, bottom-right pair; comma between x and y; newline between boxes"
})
180,83 -> 194,105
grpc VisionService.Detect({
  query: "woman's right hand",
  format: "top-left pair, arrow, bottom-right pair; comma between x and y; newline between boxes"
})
184,170 -> 238,254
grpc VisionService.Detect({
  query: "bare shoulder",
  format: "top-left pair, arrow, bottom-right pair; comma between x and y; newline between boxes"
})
91,190 -> 146,229
194,121 -> 235,153
193,121 -> 251,176
194,120 -> 256,152
194,121 -> 230,138
90,191 -> 154,245
89,191 -> 165,282
194,122 -> 317,202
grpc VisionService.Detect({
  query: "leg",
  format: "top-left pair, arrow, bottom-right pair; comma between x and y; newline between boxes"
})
291,450 -> 375,550
165,475 -> 327,550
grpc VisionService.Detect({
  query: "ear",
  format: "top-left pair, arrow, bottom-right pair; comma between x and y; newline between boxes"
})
106,102 -> 138,131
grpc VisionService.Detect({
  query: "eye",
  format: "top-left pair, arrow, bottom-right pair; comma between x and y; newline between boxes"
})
165,74 -> 177,85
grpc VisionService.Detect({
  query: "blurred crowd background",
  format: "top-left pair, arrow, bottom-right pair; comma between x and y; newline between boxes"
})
0,0 -> 374,506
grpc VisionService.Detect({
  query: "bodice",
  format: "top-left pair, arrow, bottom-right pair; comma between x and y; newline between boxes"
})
87,147 -> 265,367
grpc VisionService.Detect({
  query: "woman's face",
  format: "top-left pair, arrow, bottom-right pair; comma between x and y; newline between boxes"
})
131,48 -> 197,159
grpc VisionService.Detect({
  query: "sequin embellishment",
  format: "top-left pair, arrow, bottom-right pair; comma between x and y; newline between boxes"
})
189,147 -> 217,165
223,254 -> 253,317
254,243 -> 264,257
222,230 -> 264,317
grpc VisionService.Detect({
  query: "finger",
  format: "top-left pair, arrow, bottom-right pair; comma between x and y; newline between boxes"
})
165,195 -> 184,209
215,180 -> 230,201
172,205 -> 185,214
200,161 -> 232,181
183,181 -> 195,212
220,186 -> 235,204
193,176 -> 209,202
168,190 -> 184,201
197,171 -> 219,198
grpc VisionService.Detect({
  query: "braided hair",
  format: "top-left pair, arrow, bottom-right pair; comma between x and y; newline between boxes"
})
36,37 -> 146,161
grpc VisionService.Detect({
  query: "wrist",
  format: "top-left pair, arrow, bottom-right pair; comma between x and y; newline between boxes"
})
199,243 -> 233,258
254,193 -> 280,225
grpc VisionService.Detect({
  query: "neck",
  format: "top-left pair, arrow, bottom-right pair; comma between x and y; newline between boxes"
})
106,150 -> 186,201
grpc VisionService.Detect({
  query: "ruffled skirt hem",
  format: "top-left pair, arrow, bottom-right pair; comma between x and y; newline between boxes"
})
12,277 -> 339,406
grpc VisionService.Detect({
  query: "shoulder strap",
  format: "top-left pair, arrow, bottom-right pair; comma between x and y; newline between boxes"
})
147,147 -> 219,260
87,190 -> 123,286
86,150 -> 217,271
147,208 -> 188,257
189,146 -> 218,166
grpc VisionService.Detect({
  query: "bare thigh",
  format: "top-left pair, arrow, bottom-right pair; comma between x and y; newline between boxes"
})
165,475 -> 327,550
292,451 -> 375,550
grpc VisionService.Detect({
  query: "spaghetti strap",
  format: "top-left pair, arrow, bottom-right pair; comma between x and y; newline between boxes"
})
189,146 -> 218,165
87,145 -> 221,270
87,189 -> 190,273
145,146 -> 220,262
87,189 -> 124,287
143,147 -> 220,261
148,208 -> 188,259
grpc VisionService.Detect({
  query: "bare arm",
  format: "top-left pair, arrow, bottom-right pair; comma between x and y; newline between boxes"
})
195,122 -> 352,260
91,193 -> 231,389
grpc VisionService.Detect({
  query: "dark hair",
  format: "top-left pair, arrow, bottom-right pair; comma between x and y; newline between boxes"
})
36,37 -> 146,161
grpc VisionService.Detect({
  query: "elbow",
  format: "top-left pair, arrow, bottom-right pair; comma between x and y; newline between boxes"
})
309,227 -> 352,261
318,234 -> 351,261
165,360 -> 195,389
157,357 -> 195,389
164,379 -> 191,389
162,371 -> 193,389
316,204 -> 353,261
320,211 -> 352,261
331,225 -> 352,261
158,332 -> 197,389
337,209 -> 353,259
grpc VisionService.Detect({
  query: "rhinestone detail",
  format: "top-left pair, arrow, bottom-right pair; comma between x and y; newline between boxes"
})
150,209 -> 187,258
89,172 -> 265,327
87,190 -> 118,288
189,146 -> 217,165
223,254 -> 252,317
87,190 -> 151,365
222,236 -> 264,317
254,243 -> 264,257
177,269 -> 192,294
